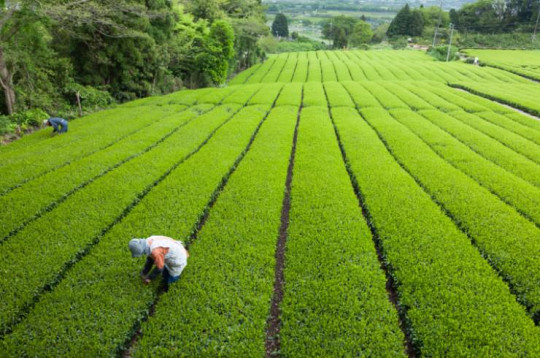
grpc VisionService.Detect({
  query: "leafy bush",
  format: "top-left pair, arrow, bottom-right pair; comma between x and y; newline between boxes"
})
65,84 -> 115,110
458,32 -> 540,49
427,45 -> 459,61
11,108 -> 49,128
0,115 -> 17,136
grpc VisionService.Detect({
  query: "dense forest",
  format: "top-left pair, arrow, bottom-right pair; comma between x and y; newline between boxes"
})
0,0 -> 267,124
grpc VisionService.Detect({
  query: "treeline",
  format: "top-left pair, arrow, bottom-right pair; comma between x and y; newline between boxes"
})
387,0 -> 539,37
0,0 -> 267,121
450,0 -> 540,33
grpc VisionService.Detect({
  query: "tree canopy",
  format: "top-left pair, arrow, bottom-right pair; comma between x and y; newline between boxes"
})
387,4 -> 425,37
0,0 -> 267,118
322,15 -> 373,48
450,0 -> 540,33
272,13 -> 289,38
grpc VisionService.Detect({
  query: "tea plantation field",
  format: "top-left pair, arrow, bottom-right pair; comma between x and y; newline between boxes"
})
1,50 -> 539,357
463,49 -> 540,81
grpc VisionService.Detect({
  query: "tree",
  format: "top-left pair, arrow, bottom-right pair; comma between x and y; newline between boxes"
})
322,15 -> 357,39
231,17 -> 268,71
409,10 -> 425,36
349,20 -> 373,46
333,28 -> 348,49
196,20 -> 235,85
322,15 -> 358,48
0,1 -> 42,114
387,4 -> 411,36
271,13 -> 289,38
420,6 -> 450,27
186,0 -> 224,22
387,4 -> 425,37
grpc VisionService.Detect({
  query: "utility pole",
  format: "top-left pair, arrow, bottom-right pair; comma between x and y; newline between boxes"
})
533,8 -> 540,42
433,0 -> 443,47
446,23 -> 455,62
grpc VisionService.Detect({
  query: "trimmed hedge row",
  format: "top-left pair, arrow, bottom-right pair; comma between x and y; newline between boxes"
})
291,53 -> 308,83
323,82 -> 355,108
302,82 -> 326,107
1,104 -> 274,356
450,82 -> 540,117
474,111 -> 540,146
0,103 -> 245,336
390,109 -> 540,226
341,81 -> 381,108
135,105 -> 298,356
361,82 -> 408,110
419,109 -> 540,187
364,107 -> 540,318
275,83 -> 303,107
306,51 -> 322,82
0,106 -> 181,194
0,105 -> 218,241
334,106 -> 539,356
246,56 -> 279,84
319,52 -> 338,82
327,51 -> 353,82
278,52 -> 297,82
262,53 -> 289,83
229,63 -> 262,85
447,110 -> 540,165
280,106 -> 406,356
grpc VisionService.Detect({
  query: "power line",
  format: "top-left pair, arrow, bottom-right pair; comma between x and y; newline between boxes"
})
533,10 -> 540,41
433,0 -> 443,47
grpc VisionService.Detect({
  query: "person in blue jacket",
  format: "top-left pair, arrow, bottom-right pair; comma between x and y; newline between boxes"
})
43,117 -> 68,134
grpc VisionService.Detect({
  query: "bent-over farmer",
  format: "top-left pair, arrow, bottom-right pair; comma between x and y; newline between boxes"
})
43,117 -> 68,134
129,235 -> 189,291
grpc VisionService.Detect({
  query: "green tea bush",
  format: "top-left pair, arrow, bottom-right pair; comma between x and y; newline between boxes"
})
336,104 -> 539,356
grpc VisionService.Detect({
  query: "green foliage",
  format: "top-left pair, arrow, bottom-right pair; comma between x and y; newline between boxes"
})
378,107 -> 540,316
65,84 -> 114,110
333,28 -> 348,49
417,98 -> 540,188
428,45 -> 459,61
348,21 -> 374,46
420,5 -> 449,27
462,49 -> 540,80
135,105 -> 293,356
280,106 -> 406,356
1,102 -> 270,356
458,32 -> 540,49
387,4 -> 410,36
259,34 -> 328,54
272,13 -> 289,38
2,49 -> 540,356
449,81 -> 540,122
0,101 -> 247,342
0,0 -> 267,125
387,4 -> 424,37
452,0 -> 540,33
196,20 -> 235,85
340,105 -> 539,355
231,17 -> 268,71
321,15 -> 361,48
0,115 -> 17,135
257,34 -> 278,53
323,82 -> 355,107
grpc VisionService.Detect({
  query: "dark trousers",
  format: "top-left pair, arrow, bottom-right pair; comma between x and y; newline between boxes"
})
59,122 -> 68,133
141,256 -> 180,291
